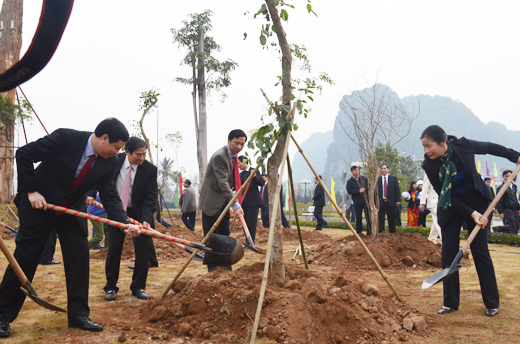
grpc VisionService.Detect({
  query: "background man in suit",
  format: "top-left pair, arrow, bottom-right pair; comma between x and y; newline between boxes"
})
102,137 -> 158,302
346,165 -> 372,235
377,164 -> 401,233
199,129 -> 246,271
181,179 -> 197,231
260,174 -> 269,228
0,118 -> 141,337
311,175 -> 327,230
259,174 -> 290,228
494,170 -> 520,234
238,156 -> 264,242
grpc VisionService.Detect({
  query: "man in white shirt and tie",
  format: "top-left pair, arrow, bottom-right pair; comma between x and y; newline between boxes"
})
101,137 -> 158,301
377,164 -> 401,233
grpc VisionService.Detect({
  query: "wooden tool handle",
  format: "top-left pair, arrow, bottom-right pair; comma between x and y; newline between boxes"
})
0,231 -> 28,285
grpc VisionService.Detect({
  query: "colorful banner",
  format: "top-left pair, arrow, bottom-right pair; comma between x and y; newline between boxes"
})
494,162 -> 498,177
477,160 -> 481,174
285,181 -> 290,209
330,177 -> 337,203
174,184 -> 179,207
179,173 -> 183,196
486,161 -> 489,176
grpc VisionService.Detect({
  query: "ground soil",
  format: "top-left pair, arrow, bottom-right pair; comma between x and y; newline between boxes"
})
4,216 -> 508,344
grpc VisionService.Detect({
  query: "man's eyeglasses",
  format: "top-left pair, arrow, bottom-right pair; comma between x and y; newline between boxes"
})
132,153 -> 146,158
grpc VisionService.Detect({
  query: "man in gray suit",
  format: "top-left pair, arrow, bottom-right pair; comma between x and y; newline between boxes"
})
199,129 -> 246,271
181,179 -> 197,231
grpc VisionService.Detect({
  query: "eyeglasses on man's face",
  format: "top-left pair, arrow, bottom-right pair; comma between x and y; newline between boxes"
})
132,153 -> 146,158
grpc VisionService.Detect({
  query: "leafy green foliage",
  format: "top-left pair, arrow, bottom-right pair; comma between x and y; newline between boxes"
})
172,10 -> 238,100
0,94 -> 33,131
138,89 -> 160,111
374,141 -> 422,189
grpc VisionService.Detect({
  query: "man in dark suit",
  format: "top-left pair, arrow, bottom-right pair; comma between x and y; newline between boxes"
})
260,174 -> 269,228
102,137 -> 158,301
346,165 -> 372,235
238,156 -> 264,242
377,164 -> 401,233
199,130 -> 246,271
494,170 -> 520,234
311,175 -> 327,230
259,174 -> 290,228
0,118 -> 141,337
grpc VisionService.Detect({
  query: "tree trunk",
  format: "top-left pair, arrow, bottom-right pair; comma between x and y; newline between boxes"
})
196,28 -> 208,189
265,0 -> 293,280
0,0 -> 23,202
139,100 -> 158,165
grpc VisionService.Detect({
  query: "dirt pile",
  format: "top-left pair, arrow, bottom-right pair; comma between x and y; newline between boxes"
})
310,232 -> 469,271
140,262 -> 430,343
91,223 -> 203,262
232,220 -> 330,244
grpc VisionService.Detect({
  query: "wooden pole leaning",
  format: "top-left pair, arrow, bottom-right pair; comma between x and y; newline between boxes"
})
291,136 -> 403,303
160,160 -> 264,300
250,129 -> 292,344
286,156 -> 309,270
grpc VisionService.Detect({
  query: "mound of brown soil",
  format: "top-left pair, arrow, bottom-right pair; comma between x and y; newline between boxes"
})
91,223 -> 204,262
232,220 -> 331,244
310,232 -> 468,271
140,262 -> 430,343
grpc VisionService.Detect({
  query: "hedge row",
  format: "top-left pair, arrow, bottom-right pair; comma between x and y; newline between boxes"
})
293,220 -> 520,246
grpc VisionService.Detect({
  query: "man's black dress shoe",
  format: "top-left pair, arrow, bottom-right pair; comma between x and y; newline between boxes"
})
0,321 -> 10,337
485,308 -> 499,316
39,260 -> 61,265
105,290 -> 117,301
437,306 -> 457,314
128,265 -> 135,269
68,316 -> 103,332
132,289 -> 149,300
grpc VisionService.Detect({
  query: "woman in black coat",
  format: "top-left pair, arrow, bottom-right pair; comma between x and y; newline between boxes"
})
420,125 -> 520,317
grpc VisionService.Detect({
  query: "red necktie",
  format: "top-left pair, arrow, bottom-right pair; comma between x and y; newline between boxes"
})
72,155 -> 95,190
383,176 -> 388,199
261,185 -> 265,201
234,155 -> 242,202
61,155 -> 95,210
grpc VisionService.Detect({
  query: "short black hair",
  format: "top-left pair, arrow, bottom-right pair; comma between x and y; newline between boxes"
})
350,165 -> 359,172
184,179 -> 191,185
228,129 -> 247,142
503,170 -> 512,177
125,137 -> 148,153
484,177 -> 491,181
381,163 -> 389,169
262,174 -> 268,177
95,118 -> 129,143
316,175 -> 322,179
238,155 -> 248,164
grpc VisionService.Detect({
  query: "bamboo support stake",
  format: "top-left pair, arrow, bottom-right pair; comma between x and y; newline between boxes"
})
160,160 -> 264,300
286,157 -> 308,269
291,136 -> 403,303
250,129 -> 292,344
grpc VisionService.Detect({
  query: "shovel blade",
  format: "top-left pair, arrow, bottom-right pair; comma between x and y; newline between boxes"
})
20,283 -> 67,313
422,265 -> 462,289
203,233 -> 244,266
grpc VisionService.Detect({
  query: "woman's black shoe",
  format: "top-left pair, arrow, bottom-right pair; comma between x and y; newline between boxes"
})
485,308 -> 499,316
437,306 -> 457,314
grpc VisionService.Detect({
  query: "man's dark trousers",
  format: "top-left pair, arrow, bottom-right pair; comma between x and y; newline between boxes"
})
313,206 -> 327,230
202,203 -> 231,271
378,200 -> 396,233
0,214 -> 89,322
105,207 -> 152,293
354,204 -> 372,235
181,211 -> 196,231
243,207 -> 259,242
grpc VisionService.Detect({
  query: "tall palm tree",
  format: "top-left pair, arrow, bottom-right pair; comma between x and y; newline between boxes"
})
158,157 -> 176,190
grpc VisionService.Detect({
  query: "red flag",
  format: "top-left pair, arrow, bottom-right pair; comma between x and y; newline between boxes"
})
179,173 -> 183,196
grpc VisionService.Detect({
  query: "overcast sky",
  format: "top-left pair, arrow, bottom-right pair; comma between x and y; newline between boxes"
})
14,0 -> 520,181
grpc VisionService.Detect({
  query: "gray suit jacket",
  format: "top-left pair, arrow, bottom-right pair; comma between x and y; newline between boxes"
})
181,185 -> 197,213
199,145 -> 234,217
